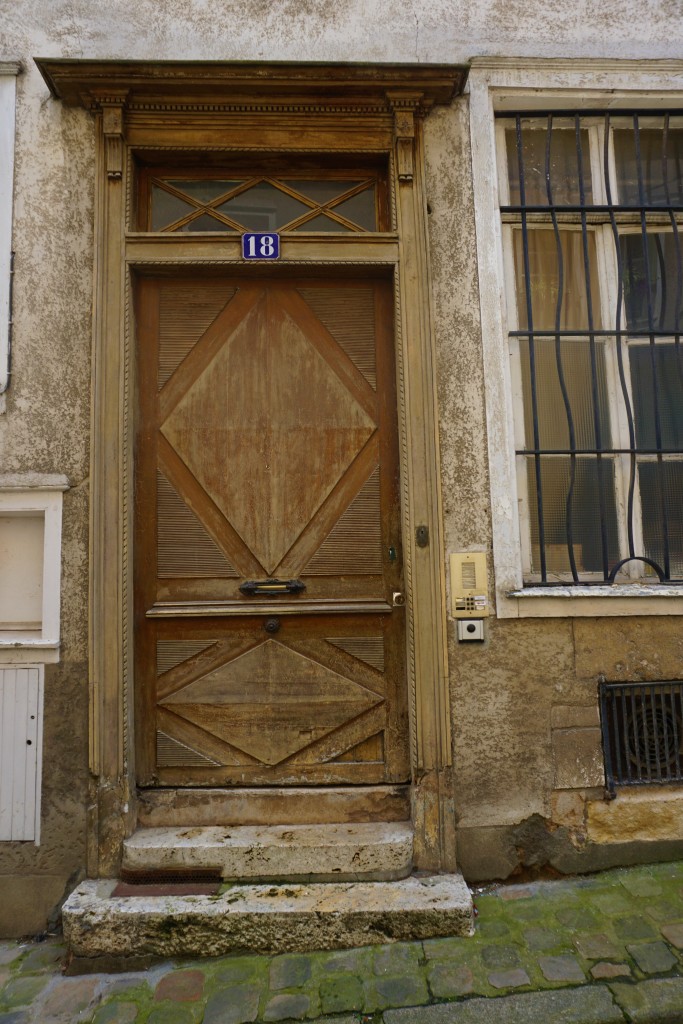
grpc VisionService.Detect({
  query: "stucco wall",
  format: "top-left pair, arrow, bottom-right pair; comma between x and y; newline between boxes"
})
0,31 -> 94,934
1,0 -> 682,63
1,0 -> 683,935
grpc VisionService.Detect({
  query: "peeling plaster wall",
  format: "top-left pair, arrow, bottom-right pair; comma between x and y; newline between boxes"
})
0,1 -> 682,933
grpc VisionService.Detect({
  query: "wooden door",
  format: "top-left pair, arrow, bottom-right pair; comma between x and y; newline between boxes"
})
134,274 -> 408,786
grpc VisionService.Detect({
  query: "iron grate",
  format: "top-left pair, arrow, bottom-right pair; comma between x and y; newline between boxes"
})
599,679 -> 683,794
497,109 -> 683,585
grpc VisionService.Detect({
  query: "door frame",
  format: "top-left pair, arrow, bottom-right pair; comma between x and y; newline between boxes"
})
36,59 -> 469,875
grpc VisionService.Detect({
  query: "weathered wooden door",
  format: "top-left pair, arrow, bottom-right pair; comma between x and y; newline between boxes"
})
134,274 -> 408,787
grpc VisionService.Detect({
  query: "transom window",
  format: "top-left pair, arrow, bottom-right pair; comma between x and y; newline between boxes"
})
138,170 -> 384,233
498,111 -> 683,585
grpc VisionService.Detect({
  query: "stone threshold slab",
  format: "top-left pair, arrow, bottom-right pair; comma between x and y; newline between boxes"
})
123,822 -> 413,882
63,874 -> 474,957
137,785 -> 411,826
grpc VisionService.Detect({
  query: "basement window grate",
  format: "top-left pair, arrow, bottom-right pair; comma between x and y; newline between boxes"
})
599,679 -> 683,794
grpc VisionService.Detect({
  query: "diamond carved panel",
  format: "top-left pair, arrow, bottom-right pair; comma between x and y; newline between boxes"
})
161,640 -> 382,765
161,291 -> 375,572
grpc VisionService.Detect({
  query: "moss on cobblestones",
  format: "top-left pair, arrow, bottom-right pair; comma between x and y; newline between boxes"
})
2,862 -> 683,1022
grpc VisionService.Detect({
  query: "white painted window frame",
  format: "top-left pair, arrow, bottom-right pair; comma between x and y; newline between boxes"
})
468,57 -> 683,618
0,64 -> 19,405
0,475 -> 69,662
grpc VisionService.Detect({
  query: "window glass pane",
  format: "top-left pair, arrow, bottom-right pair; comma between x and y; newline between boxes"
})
332,190 -> 376,230
281,180 -> 363,204
165,180 -> 243,202
513,229 -> 602,331
519,337 -> 611,450
178,213 -> 237,232
291,213 -> 352,232
149,176 -> 381,232
614,129 -> 683,206
526,457 -> 619,576
629,342 -> 683,449
151,186 -> 194,230
217,182 -> 311,230
506,128 -> 592,206
621,233 -> 683,333
639,461 -> 683,575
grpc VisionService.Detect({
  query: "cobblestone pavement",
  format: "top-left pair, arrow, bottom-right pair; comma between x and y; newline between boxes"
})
2,862 -> 683,1022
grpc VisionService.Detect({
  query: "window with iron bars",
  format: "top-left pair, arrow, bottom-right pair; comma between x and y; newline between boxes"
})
497,111 -> 683,585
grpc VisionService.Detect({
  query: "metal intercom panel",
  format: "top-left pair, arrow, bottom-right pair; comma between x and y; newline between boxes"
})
450,552 -> 489,618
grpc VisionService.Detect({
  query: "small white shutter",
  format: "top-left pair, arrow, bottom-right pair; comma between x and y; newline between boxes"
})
0,666 -> 43,842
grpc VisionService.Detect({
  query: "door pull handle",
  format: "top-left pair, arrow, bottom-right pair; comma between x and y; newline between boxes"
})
239,578 -> 306,596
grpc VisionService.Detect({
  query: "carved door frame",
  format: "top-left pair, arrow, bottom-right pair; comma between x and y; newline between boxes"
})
36,59 -> 469,875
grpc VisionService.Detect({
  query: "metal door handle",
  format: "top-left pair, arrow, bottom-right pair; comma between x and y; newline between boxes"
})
239,578 -> 306,596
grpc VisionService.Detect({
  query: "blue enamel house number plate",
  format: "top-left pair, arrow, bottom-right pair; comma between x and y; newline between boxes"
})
242,233 -> 280,260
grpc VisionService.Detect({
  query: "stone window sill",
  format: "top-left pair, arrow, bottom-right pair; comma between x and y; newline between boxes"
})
0,638 -> 61,664
502,585 -> 683,618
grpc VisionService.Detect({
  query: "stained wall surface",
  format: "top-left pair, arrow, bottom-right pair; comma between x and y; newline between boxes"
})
1,0 -> 682,935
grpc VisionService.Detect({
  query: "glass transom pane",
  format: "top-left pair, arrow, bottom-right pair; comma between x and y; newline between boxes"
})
217,183 -> 311,231
333,190 -> 376,229
291,213 -> 352,233
151,186 -> 195,230
165,180 -> 243,202
149,175 -> 380,233
280,180 -> 364,204
178,213 -> 237,233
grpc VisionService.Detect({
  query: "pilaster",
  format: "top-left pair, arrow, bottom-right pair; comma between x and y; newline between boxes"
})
388,91 -> 456,871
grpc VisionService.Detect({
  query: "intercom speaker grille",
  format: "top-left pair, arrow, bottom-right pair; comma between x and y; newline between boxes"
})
461,561 -> 477,590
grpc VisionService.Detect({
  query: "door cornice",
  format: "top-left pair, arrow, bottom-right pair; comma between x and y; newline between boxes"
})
35,59 -> 467,112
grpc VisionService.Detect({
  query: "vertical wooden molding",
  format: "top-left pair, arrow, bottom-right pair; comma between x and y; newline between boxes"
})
390,96 -> 418,182
100,100 -> 125,180
88,89 -> 133,876
388,91 -> 455,872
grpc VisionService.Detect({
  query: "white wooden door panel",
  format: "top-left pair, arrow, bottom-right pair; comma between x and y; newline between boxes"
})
0,666 -> 43,842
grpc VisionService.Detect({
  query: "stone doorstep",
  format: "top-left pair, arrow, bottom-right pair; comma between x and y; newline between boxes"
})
137,785 -> 411,827
122,822 -> 414,882
62,874 -> 474,958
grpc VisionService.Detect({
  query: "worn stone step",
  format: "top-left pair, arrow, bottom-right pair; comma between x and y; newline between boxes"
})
122,821 -> 413,882
63,874 -> 474,958
137,785 -> 411,827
